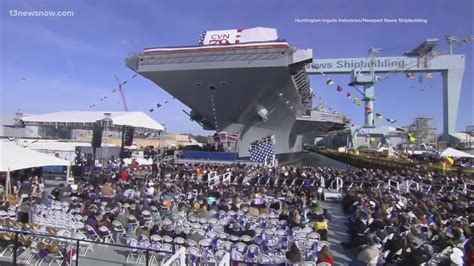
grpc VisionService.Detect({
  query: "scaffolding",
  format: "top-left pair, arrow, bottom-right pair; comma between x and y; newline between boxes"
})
407,117 -> 437,147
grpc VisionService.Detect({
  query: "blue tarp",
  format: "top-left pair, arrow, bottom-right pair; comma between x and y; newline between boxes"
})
182,151 -> 238,161
42,166 -> 65,173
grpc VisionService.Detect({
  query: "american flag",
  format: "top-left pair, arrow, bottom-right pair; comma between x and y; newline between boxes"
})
249,135 -> 275,164
226,133 -> 239,143
213,132 -> 240,143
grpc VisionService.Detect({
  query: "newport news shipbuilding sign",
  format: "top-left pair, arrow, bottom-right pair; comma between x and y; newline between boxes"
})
305,56 -> 422,73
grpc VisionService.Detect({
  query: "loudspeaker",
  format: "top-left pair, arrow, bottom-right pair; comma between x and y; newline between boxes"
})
122,126 -> 134,147
71,165 -> 84,177
120,150 -> 132,159
92,124 -> 103,148
74,147 -> 83,166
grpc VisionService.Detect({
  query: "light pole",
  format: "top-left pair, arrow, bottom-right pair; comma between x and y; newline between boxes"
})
14,109 -> 23,145
101,113 -> 113,169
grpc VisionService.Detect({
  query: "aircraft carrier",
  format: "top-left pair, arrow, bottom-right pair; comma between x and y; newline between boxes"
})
126,27 -> 346,162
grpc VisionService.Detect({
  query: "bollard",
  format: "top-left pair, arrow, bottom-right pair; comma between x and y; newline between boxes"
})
145,249 -> 150,265
76,239 -> 80,266
12,232 -> 19,265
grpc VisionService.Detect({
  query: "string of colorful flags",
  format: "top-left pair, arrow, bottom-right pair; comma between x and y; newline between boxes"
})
85,73 -> 176,115
87,73 -> 138,109
148,96 -> 176,113
315,66 -> 417,143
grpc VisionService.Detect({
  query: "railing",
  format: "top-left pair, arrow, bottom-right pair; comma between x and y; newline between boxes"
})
208,171 -> 233,188
0,226 -> 236,265
0,227 -> 173,265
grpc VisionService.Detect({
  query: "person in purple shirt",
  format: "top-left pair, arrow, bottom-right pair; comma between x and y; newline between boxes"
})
85,215 -> 99,234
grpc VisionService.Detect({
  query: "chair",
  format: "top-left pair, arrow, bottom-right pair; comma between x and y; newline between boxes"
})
233,242 -> 247,253
25,241 -> 42,264
187,246 -> 201,265
98,226 -> 115,244
206,231 -> 217,239
128,215 -> 139,232
308,232 -> 321,240
368,254 -> 380,266
199,238 -> 211,250
215,249 -> 228,262
319,240 -> 330,248
43,250 -> 65,266
174,237 -> 186,250
275,229 -> 286,237
229,235 -> 240,242
8,210 -> 16,220
258,254 -> 273,264
112,220 -> 126,238
317,263 -> 332,266
150,235 -> 162,252
217,232 -> 228,240
268,253 -> 284,262
142,210 -> 152,222
150,234 -> 162,243
126,238 -> 142,263
231,250 -> 244,261
162,218 -> 173,226
75,232 -> 94,256
56,229 -> 72,238
84,224 -> 101,242
240,235 -> 252,243
296,231 -> 307,239
139,234 -> 151,248
160,243 -> 174,252
163,235 -> 173,244
194,228 -> 206,237
223,241 -> 233,251
73,213 -> 84,222
201,249 -> 216,263
186,239 -> 198,247
0,210 -> 8,220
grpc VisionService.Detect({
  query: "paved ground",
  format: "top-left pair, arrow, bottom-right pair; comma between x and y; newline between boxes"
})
320,200 -> 358,266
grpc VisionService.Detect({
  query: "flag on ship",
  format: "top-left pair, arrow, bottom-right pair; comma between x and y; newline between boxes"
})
226,133 -> 240,142
249,135 -> 275,164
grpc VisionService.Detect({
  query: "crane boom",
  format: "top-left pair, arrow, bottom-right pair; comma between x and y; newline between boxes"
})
114,74 -> 129,111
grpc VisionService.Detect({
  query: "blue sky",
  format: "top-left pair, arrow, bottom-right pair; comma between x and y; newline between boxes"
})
1,0 -> 472,135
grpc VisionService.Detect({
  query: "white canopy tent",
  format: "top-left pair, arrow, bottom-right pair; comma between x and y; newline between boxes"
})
0,142 -> 71,198
21,111 -> 165,131
441,147 -> 474,159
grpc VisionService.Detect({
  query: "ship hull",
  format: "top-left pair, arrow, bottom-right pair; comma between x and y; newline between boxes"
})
126,42 -> 346,158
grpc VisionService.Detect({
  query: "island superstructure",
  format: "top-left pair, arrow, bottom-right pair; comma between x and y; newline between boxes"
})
126,27 -> 346,160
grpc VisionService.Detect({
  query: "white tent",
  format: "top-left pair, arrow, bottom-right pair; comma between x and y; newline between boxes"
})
441,147 -> 474,159
0,142 -> 71,198
22,111 -> 165,131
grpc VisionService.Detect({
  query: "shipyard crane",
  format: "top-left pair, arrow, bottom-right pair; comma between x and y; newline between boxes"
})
114,74 -> 129,111
306,35 -> 471,143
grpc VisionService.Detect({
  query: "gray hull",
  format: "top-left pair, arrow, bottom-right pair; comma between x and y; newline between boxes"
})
126,43 -> 346,158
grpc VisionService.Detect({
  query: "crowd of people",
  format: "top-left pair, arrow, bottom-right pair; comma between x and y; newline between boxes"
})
0,161 -> 472,265
340,169 -> 473,265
